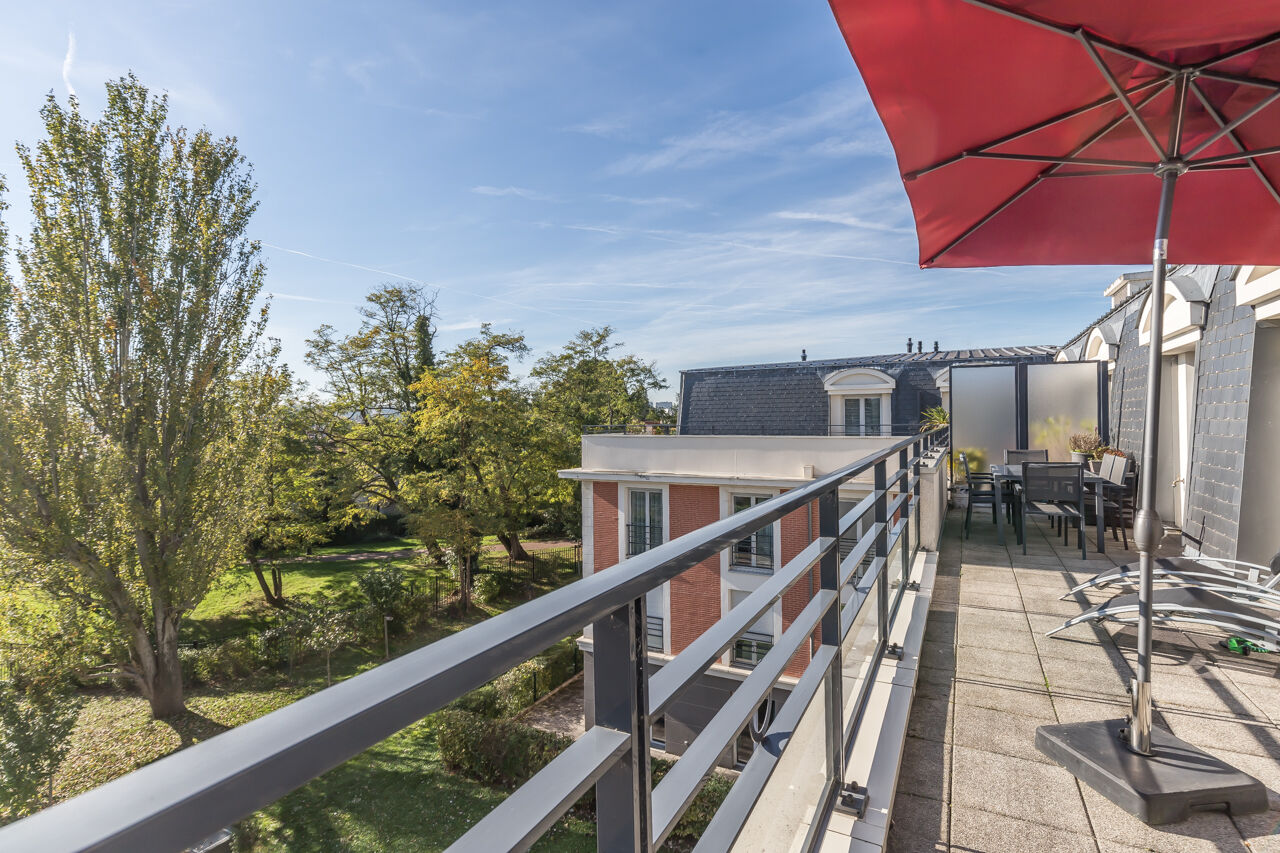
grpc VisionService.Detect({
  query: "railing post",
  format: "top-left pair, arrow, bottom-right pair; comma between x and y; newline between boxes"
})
912,439 -> 923,554
592,598 -> 652,853
817,488 -> 845,786
898,447 -> 911,587
874,459 -> 889,646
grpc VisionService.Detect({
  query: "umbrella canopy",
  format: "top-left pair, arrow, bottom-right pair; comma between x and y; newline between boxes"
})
829,0 -> 1280,267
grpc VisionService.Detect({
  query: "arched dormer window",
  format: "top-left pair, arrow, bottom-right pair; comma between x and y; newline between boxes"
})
1084,324 -> 1118,369
823,368 -> 895,436
1138,277 -> 1208,355
1236,265 -> 1280,322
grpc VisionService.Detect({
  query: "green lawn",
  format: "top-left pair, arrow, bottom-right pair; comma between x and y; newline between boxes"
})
20,540 -> 591,850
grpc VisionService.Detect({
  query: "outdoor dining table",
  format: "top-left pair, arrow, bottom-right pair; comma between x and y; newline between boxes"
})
990,463 -> 1108,555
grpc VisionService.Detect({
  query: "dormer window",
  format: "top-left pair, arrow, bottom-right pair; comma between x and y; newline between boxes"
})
822,368 -> 895,436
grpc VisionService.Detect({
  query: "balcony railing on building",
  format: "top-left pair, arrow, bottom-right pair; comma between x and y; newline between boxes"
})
626,523 -> 663,558
731,631 -> 773,669
0,428 -> 948,853
646,615 -> 664,653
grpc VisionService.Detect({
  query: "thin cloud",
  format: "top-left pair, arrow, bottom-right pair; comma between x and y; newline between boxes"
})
472,185 -> 558,202
266,291 -> 361,306
61,32 -> 76,97
598,194 -> 697,209
260,242 -> 591,324
774,210 -> 915,235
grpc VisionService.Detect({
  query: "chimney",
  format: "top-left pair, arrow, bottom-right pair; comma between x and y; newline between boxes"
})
800,349 -> 807,362
933,341 -> 939,352
906,337 -> 913,353
917,340 -> 923,353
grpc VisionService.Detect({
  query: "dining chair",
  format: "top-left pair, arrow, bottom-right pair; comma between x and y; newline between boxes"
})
1021,462 -> 1087,559
959,451 -> 998,539
1005,448 -> 1049,464
1099,454 -> 1133,550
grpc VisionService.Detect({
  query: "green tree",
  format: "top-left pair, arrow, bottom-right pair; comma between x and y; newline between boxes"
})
0,682 -> 83,820
0,77 -> 278,717
407,326 -> 548,585
245,389 -> 332,608
305,284 -> 437,522
357,564 -> 407,658
531,327 -> 666,534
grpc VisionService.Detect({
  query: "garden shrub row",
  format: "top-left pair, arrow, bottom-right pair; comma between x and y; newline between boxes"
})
449,637 -> 580,718
434,708 -> 733,844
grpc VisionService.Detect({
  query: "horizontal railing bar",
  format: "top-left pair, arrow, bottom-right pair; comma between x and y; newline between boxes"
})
691,644 -> 837,853
838,491 -> 876,538
445,725 -> 629,853
649,536 -> 833,716
887,489 -> 911,521
839,523 -> 882,587
652,591 -> 838,848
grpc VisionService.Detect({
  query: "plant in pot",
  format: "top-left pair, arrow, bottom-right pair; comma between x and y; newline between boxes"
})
1068,432 -> 1104,465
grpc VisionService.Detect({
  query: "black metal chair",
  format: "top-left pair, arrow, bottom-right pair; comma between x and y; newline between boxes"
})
959,451 -> 998,539
1005,448 -> 1049,464
1021,462 -> 1087,559
1094,454 -> 1132,549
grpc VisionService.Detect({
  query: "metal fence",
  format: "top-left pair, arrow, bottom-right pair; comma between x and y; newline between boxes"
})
0,429 -> 945,853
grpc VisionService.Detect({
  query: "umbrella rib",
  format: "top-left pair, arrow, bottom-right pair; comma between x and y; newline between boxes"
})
1190,144 -> 1280,167
968,152 -> 1153,169
1196,69 -> 1280,92
1183,88 -> 1280,160
923,81 -> 1170,266
1195,31 -> 1280,71
957,0 -> 1177,72
1077,32 -> 1167,160
1041,167 -> 1163,178
904,76 -> 1168,180
1188,80 -> 1280,209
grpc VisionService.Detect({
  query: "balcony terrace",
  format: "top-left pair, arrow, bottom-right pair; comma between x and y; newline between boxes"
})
877,509 -> 1280,853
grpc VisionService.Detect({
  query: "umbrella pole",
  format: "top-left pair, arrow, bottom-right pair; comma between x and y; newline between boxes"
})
1128,166 -> 1179,756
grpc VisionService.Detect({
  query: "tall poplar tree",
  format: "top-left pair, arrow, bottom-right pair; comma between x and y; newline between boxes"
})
0,76 -> 278,717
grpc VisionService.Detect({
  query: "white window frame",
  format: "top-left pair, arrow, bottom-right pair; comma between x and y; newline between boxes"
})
822,368 -> 895,436
619,483 -> 671,655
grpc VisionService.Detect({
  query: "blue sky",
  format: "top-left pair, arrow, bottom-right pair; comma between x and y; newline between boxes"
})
0,1 -> 1133,393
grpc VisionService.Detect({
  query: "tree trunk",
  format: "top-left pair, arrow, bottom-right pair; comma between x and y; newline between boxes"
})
130,613 -> 186,718
498,531 -> 531,562
248,554 -> 288,609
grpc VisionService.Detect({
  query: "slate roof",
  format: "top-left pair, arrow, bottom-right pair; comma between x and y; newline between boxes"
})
677,345 -> 1056,435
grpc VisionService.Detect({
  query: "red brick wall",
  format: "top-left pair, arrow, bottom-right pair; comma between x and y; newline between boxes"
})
593,482 -> 619,573
778,494 -> 820,678
668,484 -> 721,654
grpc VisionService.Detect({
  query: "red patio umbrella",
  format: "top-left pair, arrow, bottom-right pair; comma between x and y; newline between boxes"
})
829,0 -> 1277,824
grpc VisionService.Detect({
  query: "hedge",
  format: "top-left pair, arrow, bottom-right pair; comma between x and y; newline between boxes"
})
435,709 -> 733,844
448,637 -> 580,719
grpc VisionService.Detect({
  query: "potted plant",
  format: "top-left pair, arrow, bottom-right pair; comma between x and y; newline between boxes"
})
919,406 -> 949,432
1068,431 -> 1103,465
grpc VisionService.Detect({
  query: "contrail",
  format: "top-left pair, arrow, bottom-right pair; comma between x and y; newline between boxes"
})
260,242 -> 592,323
61,32 -> 76,97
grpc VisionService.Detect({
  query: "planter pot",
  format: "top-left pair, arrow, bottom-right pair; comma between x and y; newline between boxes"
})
1070,451 -> 1088,464
952,485 -> 970,509
1087,459 -> 1103,473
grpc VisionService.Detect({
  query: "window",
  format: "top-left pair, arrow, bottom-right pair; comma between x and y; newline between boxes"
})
646,614 -> 664,652
729,590 -> 774,669
843,396 -> 882,436
730,495 -> 774,572
626,489 -> 663,557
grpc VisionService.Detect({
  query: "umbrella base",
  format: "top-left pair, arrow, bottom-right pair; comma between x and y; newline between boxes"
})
1035,719 -> 1267,825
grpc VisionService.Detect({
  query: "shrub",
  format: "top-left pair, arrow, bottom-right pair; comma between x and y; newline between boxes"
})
435,709 -> 733,842
450,683 -> 502,718
357,565 -> 407,615
180,637 -> 268,686
435,709 -> 571,787
493,638 -> 579,716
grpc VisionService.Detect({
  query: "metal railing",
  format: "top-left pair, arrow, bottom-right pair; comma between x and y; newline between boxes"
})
626,523 -> 663,558
0,428 -> 947,853
585,423 -> 679,436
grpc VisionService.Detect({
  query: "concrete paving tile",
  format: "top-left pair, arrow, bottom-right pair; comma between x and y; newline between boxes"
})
1022,596 -> 1101,618
958,605 -> 1031,631
1049,695 -> 1130,726
1079,784 -> 1247,853
1235,836 -> 1280,853
1149,669 -> 1269,720
950,745 -> 1092,834
960,579 -> 1021,599
955,646 -> 1045,687
1033,632 -> 1130,668
920,640 -> 957,671
906,693 -> 953,743
949,805 -> 1097,853
958,590 -> 1025,612
1161,709 -> 1280,760
1040,655 -> 1130,699
953,679 -> 1056,721
952,702 -> 1050,764
885,791 -> 948,853
957,621 -> 1034,655
896,735 -> 950,803
1231,804 -> 1280,848
916,665 -> 958,700
1227,678 -> 1280,726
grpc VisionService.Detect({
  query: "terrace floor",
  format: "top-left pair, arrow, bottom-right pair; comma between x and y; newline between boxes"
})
886,508 -> 1280,853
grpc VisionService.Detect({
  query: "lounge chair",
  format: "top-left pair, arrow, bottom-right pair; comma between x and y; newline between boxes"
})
1062,553 -> 1280,600
1047,584 -> 1280,653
